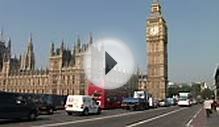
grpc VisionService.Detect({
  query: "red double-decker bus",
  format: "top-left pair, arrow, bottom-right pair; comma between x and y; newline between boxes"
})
88,82 -> 130,109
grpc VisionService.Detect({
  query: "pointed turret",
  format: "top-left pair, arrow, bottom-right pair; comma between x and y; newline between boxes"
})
215,65 -> 219,81
61,40 -> 64,51
50,42 -> 55,56
89,33 -> 93,45
19,54 -> 22,62
0,27 -> 4,43
77,35 -> 81,48
28,33 -> 33,51
14,54 -> 17,60
7,37 -> 11,56
8,37 -> 11,48
70,43 -> 76,66
3,53 -> 7,62
72,42 -> 76,54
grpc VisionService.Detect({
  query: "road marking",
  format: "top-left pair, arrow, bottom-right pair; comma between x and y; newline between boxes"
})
126,108 -> 186,127
186,107 -> 203,127
33,107 -> 174,127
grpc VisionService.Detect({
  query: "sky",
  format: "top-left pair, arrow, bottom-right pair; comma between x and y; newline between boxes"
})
0,0 -> 219,85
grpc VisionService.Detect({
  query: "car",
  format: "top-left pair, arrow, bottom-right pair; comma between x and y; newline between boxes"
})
35,95 -> 56,115
20,93 -> 66,115
191,99 -> 198,105
167,98 -> 177,106
153,99 -> 160,108
65,95 -> 101,116
121,97 -> 148,111
148,97 -> 154,108
0,92 -> 39,120
148,97 -> 159,108
159,99 -> 170,107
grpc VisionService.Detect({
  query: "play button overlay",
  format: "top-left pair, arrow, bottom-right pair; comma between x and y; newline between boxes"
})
83,38 -> 135,89
105,52 -> 117,75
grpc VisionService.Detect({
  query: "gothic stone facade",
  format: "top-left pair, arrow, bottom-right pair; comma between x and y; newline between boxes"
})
145,1 -> 168,100
0,33 -> 92,95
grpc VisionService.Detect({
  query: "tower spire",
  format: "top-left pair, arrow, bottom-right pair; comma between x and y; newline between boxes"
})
29,33 -> 33,43
0,27 -> 4,42
61,39 -> 64,50
28,33 -> 33,51
89,32 -> 93,44
151,0 -> 162,15
8,37 -> 11,48
153,0 -> 160,3
77,35 -> 81,49
50,42 -> 55,56
7,37 -> 11,57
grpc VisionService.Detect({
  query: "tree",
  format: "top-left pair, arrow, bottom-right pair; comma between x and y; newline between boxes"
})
191,83 -> 201,98
168,84 -> 191,97
201,88 -> 214,99
167,86 -> 179,97
178,85 -> 191,92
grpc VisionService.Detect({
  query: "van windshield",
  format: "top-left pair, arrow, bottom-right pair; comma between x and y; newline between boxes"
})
179,96 -> 188,101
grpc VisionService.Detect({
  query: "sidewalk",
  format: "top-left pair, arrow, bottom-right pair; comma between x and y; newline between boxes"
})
205,110 -> 219,127
191,107 -> 219,127
190,107 -> 206,127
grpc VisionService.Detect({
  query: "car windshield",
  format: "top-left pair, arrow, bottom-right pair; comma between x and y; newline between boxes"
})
122,98 -> 139,103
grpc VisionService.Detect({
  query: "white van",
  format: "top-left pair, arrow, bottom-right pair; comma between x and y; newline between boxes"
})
65,95 -> 101,115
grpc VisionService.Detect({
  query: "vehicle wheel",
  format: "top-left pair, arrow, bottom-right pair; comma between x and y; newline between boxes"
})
48,108 -> 54,115
83,108 -> 89,116
67,112 -> 73,116
142,105 -> 146,110
97,108 -> 101,115
130,106 -> 136,111
28,111 -> 37,121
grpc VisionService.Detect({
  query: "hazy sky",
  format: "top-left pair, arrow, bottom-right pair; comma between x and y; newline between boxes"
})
0,0 -> 219,84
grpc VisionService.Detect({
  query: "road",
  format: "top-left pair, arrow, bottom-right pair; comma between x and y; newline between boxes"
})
0,105 -> 202,127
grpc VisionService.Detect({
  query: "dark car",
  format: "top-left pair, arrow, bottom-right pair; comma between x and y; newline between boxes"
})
121,97 -> 148,111
167,98 -> 177,106
0,92 -> 39,120
159,99 -> 171,107
29,94 -> 66,115
35,95 -> 55,114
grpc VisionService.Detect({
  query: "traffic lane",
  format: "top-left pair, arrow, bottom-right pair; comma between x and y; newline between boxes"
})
38,106 -> 180,127
0,108 -> 135,127
132,104 -> 201,127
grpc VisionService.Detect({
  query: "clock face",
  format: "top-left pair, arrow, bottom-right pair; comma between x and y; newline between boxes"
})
149,26 -> 159,36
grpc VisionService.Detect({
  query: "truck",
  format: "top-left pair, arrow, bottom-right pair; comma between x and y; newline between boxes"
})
121,91 -> 149,111
133,91 -> 150,108
177,92 -> 192,106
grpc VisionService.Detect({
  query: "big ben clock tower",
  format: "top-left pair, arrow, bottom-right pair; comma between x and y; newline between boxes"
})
146,0 -> 168,100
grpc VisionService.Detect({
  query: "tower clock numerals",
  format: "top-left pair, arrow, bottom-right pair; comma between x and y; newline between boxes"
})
149,25 -> 159,36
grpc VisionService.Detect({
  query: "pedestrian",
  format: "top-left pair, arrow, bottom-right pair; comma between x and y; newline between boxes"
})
211,100 -> 217,112
204,98 -> 213,117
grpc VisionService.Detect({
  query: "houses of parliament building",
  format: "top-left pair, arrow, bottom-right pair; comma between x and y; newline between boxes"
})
0,32 -> 91,95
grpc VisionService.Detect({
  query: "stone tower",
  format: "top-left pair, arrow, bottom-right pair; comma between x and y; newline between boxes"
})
146,0 -> 168,100
20,34 -> 35,71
